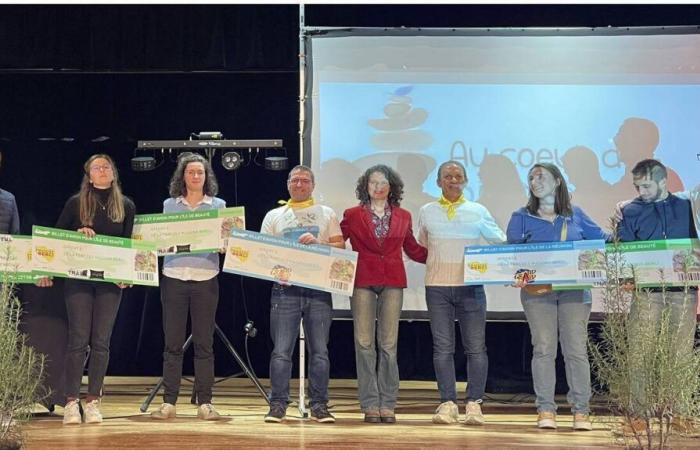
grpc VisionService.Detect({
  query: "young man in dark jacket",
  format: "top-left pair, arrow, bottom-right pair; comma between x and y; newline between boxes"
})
617,158 -> 697,433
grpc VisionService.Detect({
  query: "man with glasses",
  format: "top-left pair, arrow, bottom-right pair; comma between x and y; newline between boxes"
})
260,165 -> 345,423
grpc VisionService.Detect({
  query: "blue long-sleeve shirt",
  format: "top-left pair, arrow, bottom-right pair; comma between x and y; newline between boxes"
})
506,206 -> 609,244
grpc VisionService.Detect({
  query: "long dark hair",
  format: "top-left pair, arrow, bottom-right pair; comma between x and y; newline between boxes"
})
525,163 -> 572,217
168,153 -> 219,198
79,153 -> 126,226
355,164 -> 404,207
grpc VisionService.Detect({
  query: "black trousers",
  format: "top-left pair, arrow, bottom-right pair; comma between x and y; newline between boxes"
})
160,275 -> 219,405
64,279 -> 122,398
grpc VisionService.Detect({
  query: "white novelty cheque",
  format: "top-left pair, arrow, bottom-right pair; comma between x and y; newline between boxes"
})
223,229 -> 357,296
464,240 -> 607,286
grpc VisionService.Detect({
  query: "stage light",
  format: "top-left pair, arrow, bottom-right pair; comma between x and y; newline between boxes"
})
195,131 -> 223,140
222,151 -> 242,171
131,156 -> 156,172
265,156 -> 288,171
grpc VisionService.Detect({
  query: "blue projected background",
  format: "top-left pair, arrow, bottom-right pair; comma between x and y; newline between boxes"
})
308,32 -> 700,315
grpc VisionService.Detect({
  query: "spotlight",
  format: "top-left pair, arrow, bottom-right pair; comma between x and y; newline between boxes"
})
222,151 -> 242,171
244,320 -> 257,338
131,156 -> 156,172
265,156 -> 288,171
195,131 -> 223,140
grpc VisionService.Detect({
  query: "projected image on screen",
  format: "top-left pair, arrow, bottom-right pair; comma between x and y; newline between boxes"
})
307,32 -> 700,317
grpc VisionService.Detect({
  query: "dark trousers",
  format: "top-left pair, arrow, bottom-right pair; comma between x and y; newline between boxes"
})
64,279 -> 122,399
160,276 -> 219,405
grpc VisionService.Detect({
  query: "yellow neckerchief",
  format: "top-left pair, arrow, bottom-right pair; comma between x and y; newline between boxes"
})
437,194 -> 466,220
278,197 -> 315,209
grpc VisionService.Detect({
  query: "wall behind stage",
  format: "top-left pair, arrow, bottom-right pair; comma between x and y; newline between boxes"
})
1,5 -> 699,393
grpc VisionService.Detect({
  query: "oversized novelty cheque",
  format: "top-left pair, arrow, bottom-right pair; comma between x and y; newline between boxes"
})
132,207 -> 245,256
0,235 -> 35,283
464,240 -> 607,286
32,225 -> 159,286
613,238 -> 700,287
223,229 -> 358,296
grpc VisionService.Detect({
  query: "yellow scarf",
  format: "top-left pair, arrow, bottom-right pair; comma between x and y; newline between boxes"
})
438,194 -> 466,221
278,197 -> 315,209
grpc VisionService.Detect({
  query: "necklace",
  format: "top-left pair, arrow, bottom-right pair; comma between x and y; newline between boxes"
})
96,199 -> 107,211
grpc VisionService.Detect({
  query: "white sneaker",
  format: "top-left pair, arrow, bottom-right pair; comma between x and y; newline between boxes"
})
197,403 -> 221,421
62,399 -> 82,425
573,413 -> 592,431
537,411 -> 557,429
151,402 -> 177,420
432,400 -> 459,424
84,399 -> 103,424
464,401 -> 485,426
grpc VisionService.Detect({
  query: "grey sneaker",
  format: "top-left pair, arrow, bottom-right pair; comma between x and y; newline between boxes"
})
464,401 -> 485,426
151,402 -> 176,420
84,399 -> 103,424
197,403 -> 221,421
264,404 -> 287,423
62,399 -> 82,425
432,400 -> 459,424
310,404 -> 335,423
363,407 -> 381,424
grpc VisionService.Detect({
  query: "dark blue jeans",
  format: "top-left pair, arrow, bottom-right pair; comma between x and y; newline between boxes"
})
426,285 -> 488,403
269,284 -> 332,408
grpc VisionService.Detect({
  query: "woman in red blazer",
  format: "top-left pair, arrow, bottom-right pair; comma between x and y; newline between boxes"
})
340,164 -> 427,424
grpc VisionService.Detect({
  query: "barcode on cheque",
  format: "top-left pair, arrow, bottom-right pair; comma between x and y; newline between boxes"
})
580,270 -> 604,280
330,280 -> 348,291
678,272 -> 700,282
136,272 -> 154,282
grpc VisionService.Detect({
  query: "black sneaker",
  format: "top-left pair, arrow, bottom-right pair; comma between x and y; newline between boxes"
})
311,404 -> 335,423
264,404 -> 287,423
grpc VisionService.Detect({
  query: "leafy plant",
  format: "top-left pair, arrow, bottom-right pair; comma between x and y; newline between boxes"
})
590,240 -> 700,449
0,279 -> 45,450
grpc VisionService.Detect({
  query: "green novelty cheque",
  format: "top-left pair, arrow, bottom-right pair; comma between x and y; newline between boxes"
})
32,225 -> 158,286
132,207 -> 245,256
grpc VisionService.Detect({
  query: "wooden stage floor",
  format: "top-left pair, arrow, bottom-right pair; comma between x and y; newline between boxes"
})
22,377 -> 700,449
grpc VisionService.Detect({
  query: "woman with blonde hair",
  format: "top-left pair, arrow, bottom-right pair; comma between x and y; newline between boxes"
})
43,154 -> 135,425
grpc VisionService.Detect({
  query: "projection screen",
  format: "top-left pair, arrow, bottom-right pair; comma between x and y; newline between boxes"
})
302,27 -> 700,320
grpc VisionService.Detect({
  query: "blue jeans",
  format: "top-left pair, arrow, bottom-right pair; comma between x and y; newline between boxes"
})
351,286 -> 403,411
269,284 -> 332,408
426,285 -> 488,403
520,289 -> 592,414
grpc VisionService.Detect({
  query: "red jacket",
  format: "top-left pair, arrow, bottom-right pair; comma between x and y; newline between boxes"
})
341,205 -> 427,288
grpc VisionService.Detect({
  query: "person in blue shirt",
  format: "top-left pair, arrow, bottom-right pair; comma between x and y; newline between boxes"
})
506,163 -> 608,432
150,153 -> 225,421
616,159 -> 697,434
0,151 -> 19,234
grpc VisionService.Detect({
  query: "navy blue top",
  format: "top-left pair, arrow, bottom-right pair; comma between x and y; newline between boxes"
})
618,194 -> 697,242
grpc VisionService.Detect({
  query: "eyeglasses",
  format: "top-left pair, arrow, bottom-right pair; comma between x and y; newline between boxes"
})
288,178 -> 312,185
185,170 -> 206,177
90,165 -> 112,172
369,180 -> 389,187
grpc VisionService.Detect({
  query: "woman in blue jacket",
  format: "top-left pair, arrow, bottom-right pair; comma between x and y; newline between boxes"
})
506,163 -> 608,432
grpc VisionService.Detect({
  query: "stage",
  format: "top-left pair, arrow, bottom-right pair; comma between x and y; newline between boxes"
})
21,377 -> 699,449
